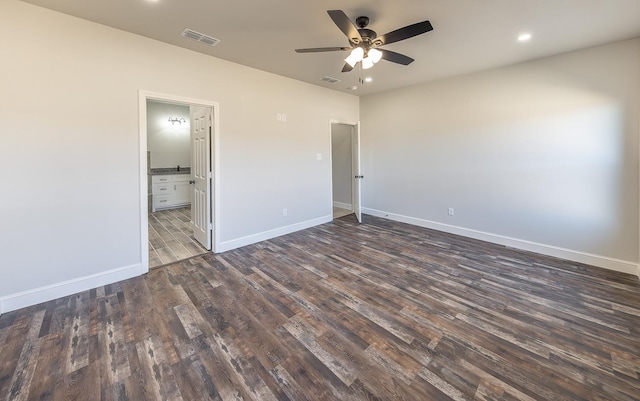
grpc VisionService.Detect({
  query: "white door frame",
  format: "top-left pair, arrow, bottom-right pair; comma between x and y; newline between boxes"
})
328,119 -> 360,220
138,91 -> 221,272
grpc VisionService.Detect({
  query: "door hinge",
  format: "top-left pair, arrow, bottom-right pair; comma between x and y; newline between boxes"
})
355,175 -> 364,179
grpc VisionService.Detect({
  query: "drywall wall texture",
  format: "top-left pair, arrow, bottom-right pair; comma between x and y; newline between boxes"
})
0,1 -> 358,305
147,101 -> 190,169
331,123 -> 353,207
361,38 -> 640,270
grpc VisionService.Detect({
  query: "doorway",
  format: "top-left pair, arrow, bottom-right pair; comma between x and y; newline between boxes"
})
330,121 -> 361,223
139,91 -> 220,272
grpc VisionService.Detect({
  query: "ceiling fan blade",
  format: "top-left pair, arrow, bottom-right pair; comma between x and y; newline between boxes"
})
378,49 -> 414,65
327,10 -> 362,44
295,47 -> 351,53
376,20 -> 433,46
342,63 -> 354,73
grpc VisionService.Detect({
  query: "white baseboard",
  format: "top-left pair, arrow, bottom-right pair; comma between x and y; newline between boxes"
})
0,264 -> 143,314
333,201 -> 353,211
218,215 -> 333,253
362,208 -> 640,277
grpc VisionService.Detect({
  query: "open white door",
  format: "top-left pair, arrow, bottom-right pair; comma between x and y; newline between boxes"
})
352,122 -> 362,223
191,106 -> 212,250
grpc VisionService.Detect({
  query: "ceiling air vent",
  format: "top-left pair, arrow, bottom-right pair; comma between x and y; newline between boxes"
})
181,29 -> 220,47
320,76 -> 340,84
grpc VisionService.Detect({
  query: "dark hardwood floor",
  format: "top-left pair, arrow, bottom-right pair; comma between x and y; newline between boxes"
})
1,215 -> 640,400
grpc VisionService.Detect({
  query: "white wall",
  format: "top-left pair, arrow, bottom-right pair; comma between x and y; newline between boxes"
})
331,123 -> 353,208
361,38 -> 640,274
0,1 -> 358,312
147,101 -> 190,169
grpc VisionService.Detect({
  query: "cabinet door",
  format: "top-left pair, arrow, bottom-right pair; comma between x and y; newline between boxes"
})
174,181 -> 191,205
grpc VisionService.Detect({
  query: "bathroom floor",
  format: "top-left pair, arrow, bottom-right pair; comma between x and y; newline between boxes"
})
148,207 -> 207,268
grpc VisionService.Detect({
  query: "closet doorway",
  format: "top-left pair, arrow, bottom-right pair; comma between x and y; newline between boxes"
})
330,121 -> 361,223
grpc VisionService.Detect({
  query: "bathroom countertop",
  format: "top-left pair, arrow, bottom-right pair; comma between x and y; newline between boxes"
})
150,168 -> 191,175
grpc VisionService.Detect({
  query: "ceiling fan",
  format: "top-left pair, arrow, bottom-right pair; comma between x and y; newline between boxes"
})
295,10 -> 433,72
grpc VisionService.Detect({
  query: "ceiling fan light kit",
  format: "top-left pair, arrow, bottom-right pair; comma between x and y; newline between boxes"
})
363,48 -> 383,68
369,48 -> 383,63
295,10 -> 433,73
345,47 -> 365,67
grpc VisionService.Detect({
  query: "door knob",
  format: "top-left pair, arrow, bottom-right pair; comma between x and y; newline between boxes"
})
189,180 -> 195,184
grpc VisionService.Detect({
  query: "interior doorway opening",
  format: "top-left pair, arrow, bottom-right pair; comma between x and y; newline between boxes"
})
139,91 -> 220,272
330,121 -> 361,223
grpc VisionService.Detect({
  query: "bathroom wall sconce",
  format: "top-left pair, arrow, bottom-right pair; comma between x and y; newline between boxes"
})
168,117 -> 187,125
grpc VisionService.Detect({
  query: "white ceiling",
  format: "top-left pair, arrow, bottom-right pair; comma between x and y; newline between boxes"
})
20,0 -> 640,96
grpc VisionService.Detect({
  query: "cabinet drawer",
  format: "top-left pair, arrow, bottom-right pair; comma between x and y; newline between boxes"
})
152,175 -> 173,184
153,194 -> 173,210
153,183 -> 172,194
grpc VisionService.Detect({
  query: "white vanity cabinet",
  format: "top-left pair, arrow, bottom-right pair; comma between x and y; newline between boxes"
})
174,180 -> 191,205
152,174 -> 191,211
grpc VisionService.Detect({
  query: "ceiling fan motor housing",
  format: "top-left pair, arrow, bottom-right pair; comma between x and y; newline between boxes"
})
355,16 -> 380,46
358,28 -> 377,42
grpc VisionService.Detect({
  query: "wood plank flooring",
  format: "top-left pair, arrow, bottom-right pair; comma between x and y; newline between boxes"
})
149,207 -> 207,268
2,214 -> 640,400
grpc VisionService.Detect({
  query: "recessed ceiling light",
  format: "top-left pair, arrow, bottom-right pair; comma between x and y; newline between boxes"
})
364,77 -> 373,83
348,86 -> 358,90
518,33 -> 532,42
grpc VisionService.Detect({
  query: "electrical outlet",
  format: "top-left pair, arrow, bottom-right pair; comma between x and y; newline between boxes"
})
448,207 -> 454,216
282,208 -> 288,216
